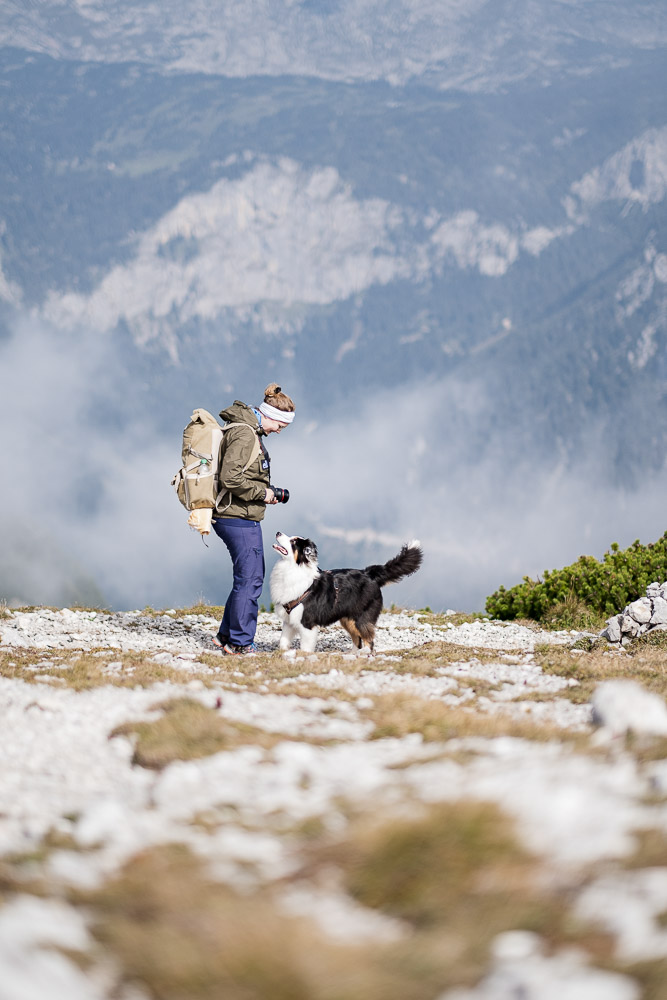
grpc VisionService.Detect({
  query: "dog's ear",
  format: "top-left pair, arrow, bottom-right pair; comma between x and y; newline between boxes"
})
304,540 -> 318,560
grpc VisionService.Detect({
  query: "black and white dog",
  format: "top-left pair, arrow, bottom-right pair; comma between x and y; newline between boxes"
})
270,532 -> 423,653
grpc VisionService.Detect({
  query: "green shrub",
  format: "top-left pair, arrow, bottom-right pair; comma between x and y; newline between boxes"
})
486,531 -> 667,624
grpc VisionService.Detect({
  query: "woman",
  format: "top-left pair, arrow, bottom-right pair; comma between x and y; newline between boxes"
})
212,383 -> 295,654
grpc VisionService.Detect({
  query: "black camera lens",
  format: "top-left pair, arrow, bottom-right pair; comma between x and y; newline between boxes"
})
270,486 -> 290,504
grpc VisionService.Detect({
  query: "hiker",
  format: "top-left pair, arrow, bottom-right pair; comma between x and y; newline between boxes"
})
212,383 -> 295,655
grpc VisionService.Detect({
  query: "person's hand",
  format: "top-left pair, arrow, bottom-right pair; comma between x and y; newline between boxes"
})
187,508 -> 212,534
264,488 -> 278,504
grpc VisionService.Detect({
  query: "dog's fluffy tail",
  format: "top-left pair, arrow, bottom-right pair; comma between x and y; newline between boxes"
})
365,540 -> 423,588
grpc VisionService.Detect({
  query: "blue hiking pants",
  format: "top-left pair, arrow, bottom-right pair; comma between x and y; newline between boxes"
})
212,517 -> 265,647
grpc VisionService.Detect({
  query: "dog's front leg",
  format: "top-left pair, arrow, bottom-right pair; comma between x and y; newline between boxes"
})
298,626 -> 320,653
279,617 -> 297,651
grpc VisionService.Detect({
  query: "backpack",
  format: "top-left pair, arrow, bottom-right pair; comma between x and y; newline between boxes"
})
171,408 -> 261,514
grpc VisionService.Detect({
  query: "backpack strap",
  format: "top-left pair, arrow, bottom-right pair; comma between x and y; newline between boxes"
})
214,423 -> 263,514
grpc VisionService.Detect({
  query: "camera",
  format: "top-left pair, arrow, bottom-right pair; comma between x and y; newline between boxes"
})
270,485 -> 290,504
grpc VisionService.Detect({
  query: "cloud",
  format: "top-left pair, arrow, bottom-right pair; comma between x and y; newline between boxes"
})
0,233 -> 22,307
0,315 -> 206,609
268,379 -> 667,612
430,211 -> 519,277
2,313 -> 665,613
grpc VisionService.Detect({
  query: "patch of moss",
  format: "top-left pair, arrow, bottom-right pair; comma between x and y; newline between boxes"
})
634,629 -> 667,651
570,635 -> 605,652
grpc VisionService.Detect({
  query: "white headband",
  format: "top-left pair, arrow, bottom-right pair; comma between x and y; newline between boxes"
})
259,401 -> 295,424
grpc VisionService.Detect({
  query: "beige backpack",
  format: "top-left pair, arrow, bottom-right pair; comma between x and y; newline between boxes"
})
171,408 -> 261,519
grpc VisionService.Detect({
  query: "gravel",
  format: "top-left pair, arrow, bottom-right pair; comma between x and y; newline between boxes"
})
0,608 -> 575,654
0,605 -> 665,999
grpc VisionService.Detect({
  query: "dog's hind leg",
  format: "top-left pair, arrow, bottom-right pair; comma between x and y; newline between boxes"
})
340,617 -> 363,650
357,620 -> 376,654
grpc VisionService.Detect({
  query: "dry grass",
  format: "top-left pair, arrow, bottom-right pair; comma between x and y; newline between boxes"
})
270,678 -> 360,704
197,648 -> 370,691
79,845 -> 317,1000
616,959 -> 667,1000
69,842 -> 505,1000
3,816 -> 623,1000
0,648 -> 222,690
363,692 -> 580,744
66,831 -> 667,1000
165,602 -> 225,618
340,801 -> 532,926
293,800 -> 603,988
198,641 -> 499,694
385,641 -> 527,678
623,827 -> 667,869
70,833 -> 598,1000
409,611 -> 486,628
534,642 -> 667,704
540,595 -> 607,632
110,698 -> 283,768
0,643 -> 367,692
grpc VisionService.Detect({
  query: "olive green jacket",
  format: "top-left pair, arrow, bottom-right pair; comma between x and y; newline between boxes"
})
216,401 -> 270,522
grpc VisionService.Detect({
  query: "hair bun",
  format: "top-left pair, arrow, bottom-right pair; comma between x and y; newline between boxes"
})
262,382 -> 295,413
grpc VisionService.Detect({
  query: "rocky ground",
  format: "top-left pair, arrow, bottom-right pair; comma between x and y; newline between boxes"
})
1,605 -> 667,1000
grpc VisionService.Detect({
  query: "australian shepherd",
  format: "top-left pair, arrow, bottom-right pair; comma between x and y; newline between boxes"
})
270,532 -> 423,653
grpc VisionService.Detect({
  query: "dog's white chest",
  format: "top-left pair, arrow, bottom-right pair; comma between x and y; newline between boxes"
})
270,560 -> 315,605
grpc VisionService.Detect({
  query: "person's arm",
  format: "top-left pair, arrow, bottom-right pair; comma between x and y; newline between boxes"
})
219,425 -> 267,501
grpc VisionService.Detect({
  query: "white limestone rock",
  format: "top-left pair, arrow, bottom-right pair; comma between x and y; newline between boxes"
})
627,598 -> 652,624
591,680 -> 667,737
602,616 -> 622,643
650,597 -> 667,625
601,583 -> 667,643
620,614 -> 640,637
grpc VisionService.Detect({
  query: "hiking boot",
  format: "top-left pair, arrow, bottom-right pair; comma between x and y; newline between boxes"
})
221,642 -> 257,656
212,633 -> 229,649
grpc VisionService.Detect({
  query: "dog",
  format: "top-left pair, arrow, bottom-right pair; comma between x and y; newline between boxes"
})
270,532 -> 423,653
